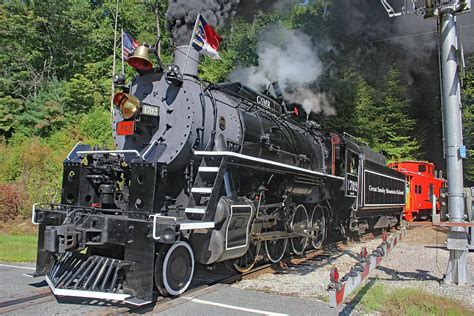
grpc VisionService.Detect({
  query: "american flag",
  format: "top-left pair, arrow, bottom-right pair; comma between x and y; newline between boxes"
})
122,31 -> 140,60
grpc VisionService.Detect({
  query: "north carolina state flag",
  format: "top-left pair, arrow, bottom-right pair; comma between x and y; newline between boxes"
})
191,15 -> 222,60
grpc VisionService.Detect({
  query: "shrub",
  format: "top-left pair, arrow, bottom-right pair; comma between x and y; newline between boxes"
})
0,183 -> 26,221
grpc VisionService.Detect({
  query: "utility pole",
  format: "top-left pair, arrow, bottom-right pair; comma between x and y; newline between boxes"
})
381,0 -> 471,285
439,8 -> 471,285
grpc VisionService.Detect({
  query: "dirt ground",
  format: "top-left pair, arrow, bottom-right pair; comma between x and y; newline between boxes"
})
233,225 -> 474,309
0,219 -> 37,235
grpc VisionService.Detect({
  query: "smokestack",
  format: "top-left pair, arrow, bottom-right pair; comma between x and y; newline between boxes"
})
173,45 -> 199,76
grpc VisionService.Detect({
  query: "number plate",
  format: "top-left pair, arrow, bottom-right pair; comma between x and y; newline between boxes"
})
142,104 -> 160,117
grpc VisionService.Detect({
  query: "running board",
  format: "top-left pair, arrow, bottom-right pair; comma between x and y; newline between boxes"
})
193,150 -> 345,180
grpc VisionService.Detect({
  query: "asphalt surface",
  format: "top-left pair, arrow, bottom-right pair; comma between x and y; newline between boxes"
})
0,262 -> 342,315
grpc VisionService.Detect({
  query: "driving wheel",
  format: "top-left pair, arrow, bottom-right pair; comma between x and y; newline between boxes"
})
233,239 -> 261,273
290,204 -> 309,255
310,204 -> 326,249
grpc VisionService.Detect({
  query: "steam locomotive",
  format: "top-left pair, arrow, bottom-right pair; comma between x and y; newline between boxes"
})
31,45 -> 406,305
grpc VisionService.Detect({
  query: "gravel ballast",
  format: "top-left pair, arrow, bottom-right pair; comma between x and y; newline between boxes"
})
233,226 -> 474,308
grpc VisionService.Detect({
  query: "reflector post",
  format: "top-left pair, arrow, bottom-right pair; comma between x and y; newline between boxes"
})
330,267 -> 339,284
117,121 -> 135,136
293,106 -> 299,117
360,247 -> 368,259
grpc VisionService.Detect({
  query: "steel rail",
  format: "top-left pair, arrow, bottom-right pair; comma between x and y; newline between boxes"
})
0,288 -> 55,314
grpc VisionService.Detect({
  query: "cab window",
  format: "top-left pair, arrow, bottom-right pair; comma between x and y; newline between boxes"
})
346,151 -> 359,175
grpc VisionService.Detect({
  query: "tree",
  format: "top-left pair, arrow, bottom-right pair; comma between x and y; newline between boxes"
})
462,56 -> 474,186
15,79 -> 65,137
372,67 -> 420,160
353,74 -> 380,145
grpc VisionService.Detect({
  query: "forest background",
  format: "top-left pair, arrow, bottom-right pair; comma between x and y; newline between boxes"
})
0,0 -> 473,222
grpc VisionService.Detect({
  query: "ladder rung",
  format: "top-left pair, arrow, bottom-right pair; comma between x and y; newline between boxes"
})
185,207 -> 206,214
198,166 -> 219,172
191,187 -> 212,194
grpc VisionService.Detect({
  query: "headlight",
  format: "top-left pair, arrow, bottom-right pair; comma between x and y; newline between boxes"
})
113,92 -> 140,120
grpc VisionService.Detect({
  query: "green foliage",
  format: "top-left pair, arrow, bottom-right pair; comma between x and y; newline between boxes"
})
372,68 -> 419,160
0,96 -> 23,135
15,79 -> 66,137
0,107 -> 113,219
462,56 -> 474,186
326,67 -> 419,161
356,283 -> 472,315
0,234 -> 38,262
0,0 -> 164,139
77,107 -> 114,147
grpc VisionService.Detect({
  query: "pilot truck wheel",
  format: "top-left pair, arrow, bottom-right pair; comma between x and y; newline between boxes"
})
154,241 -> 195,296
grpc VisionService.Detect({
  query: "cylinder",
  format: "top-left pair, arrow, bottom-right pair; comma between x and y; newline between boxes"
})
174,45 -> 199,76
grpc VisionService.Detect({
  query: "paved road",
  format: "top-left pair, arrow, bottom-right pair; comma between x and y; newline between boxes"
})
0,262 -> 344,315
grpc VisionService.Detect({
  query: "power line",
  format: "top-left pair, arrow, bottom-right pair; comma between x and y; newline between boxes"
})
371,24 -> 474,43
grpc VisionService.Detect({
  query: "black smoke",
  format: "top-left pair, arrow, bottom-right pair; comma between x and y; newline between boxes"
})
165,0 -> 240,45
165,0 -> 299,45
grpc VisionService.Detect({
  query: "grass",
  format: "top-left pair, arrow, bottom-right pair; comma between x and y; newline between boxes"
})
0,233 -> 38,262
356,283 -> 472,315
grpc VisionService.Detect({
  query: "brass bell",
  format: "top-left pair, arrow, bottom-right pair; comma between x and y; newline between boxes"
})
128,45 -> 153,71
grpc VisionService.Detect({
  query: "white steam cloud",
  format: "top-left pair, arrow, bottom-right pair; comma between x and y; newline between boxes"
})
228,26 -> 336,116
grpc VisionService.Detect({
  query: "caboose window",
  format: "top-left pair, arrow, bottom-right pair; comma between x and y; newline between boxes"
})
418,165 -> 426,173
415,185 -> 422,194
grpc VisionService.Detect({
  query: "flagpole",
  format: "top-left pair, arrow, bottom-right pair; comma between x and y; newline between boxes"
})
110,0 -> 119,116
183,13 -> 200,74
154,2 -> 163,69
121,28 -> 124,75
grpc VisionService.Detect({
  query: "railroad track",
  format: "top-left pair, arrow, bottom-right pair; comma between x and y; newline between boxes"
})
0,264 -> 274,315
0,232 -> 381,314
0,288 -> 55,314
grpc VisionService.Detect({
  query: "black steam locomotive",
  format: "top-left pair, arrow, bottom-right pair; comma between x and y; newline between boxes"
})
32,46 -> 406,304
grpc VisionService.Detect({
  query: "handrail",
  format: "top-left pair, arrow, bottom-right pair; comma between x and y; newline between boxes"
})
149,214 -> 177,240
76,149 -> 141,158
66,142 -> 81,160
31,203 -> 49,225
142,140 -> 160,160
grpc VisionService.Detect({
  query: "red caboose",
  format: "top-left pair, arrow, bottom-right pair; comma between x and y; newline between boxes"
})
388,161 -> 446,221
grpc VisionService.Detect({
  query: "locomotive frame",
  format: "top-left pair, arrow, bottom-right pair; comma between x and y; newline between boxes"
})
31,45 -> 406,305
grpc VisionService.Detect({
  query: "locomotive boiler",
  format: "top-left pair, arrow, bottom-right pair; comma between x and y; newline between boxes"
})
31,45 -> 406,304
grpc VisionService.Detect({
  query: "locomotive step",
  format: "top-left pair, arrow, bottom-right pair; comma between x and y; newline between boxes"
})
184,207 -> 206,214
198,166 -> 219,172
178,221 -> 215,230
191,187 -> 213,194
